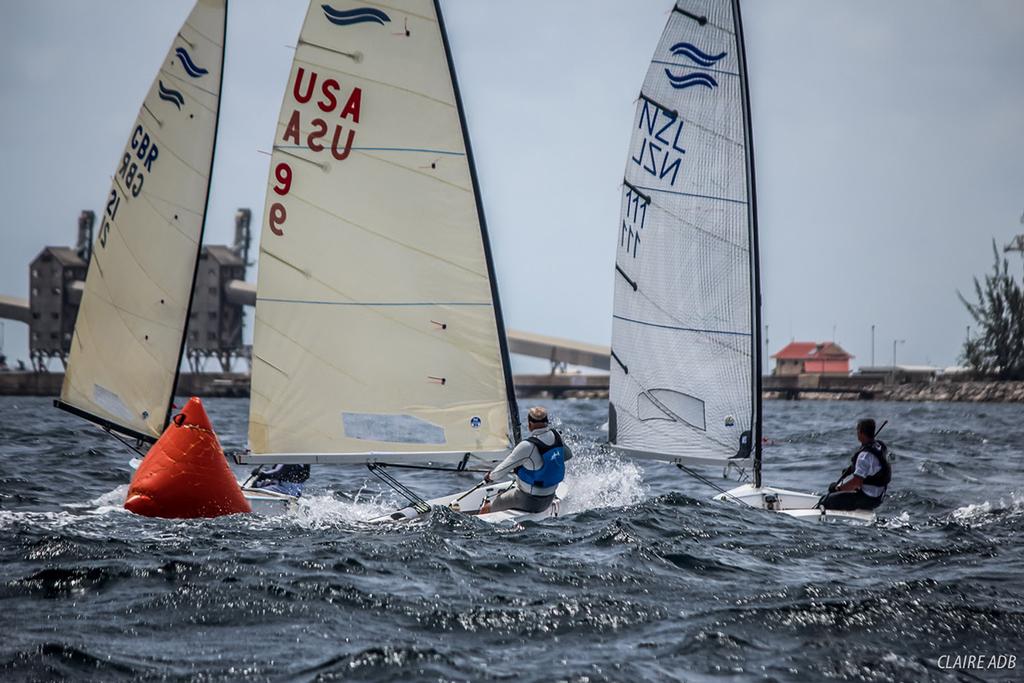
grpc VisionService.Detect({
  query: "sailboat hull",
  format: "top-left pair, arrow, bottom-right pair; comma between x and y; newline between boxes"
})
715,483 -> 876,524
239,486 -> 298,516
370,480 -> 566,525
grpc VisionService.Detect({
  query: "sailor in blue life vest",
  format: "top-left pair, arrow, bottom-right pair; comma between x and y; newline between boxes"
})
818,418 -> 891,511
479,406 -> 572,514
249,464 -> 310,497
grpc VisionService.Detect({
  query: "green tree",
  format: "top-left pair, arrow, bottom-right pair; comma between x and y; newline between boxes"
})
958,240 -> 1024,379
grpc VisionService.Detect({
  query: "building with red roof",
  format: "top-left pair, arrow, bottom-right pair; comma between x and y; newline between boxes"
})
771,341 -> 853,376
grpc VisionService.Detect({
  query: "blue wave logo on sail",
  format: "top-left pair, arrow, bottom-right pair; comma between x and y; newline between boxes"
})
174,47 -> 208,78
321,4 -> 391,26
664,70 -> 718,90
157,81 -> 185,109
669,42 -> 726,67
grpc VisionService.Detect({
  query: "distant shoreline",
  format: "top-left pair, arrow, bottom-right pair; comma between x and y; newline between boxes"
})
1,371 -> 1022,402
765,380 -> 1024,402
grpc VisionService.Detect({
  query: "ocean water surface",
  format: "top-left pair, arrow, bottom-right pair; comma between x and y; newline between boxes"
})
1,397 -> 1022,682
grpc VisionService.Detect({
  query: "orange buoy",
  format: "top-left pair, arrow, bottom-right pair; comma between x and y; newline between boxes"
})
124,397 -> 251,518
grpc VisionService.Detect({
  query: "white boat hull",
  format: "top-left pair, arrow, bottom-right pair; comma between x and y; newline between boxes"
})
370,480 -> 567,524
714,483 -> 876,524
239,485 -> 298,516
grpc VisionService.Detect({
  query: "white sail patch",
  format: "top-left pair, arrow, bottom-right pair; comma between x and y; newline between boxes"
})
342,412 -> 446,445
92,384 -> 135,423
637,389 -> 706,431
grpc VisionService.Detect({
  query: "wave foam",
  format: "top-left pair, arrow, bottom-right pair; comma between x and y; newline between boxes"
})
950,490 -> 1024,527
561,446 -> 647,515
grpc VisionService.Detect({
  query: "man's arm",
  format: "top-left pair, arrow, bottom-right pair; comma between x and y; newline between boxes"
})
836,474 -> 863,492
486,441 -> 533,482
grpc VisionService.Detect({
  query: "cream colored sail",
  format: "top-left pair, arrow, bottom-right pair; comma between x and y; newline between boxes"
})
59,0 -> 226,441
245,1 -> 518,464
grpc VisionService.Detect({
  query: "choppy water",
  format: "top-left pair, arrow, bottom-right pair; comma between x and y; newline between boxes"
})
1,396 -> 1022,682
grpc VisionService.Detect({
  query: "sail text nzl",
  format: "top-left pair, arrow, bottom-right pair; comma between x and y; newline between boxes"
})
283,66 -> 362,161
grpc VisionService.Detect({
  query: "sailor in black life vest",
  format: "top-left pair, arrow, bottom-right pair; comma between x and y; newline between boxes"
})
479,406 -> 572,514
818,418 -> 891,511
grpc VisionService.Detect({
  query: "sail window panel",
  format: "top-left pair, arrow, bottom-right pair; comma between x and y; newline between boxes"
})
342,412 -> 445,445
638,389 -> 706,431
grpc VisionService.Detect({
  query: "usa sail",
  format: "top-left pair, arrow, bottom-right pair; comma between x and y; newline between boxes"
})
58,0 -> 227,442
609,0 -> 762,472
244,0 -> 519,465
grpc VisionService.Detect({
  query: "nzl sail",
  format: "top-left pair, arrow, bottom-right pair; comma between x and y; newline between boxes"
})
609,0 -> 762,477
57,0 -> 227,443
243,1 -> 519,465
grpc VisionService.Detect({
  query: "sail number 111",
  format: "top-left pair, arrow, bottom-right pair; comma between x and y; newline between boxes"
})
269,162 -> 292,236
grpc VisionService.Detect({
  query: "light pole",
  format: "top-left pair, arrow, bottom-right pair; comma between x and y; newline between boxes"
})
891,338 -> 906,383
871,324 -> 875,367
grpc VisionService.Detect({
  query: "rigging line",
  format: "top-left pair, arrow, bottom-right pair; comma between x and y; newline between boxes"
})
671,4 -> 732,35
369,461 -> 489,474
366,463 -> 429,510
622,179 -> 651,205
275,144 -> 464,156
610,349 -> 628,374
159,68 -> 220,102
633,184 -> 746,206
675,463 -> 747,505
673,5 -> 707,25
292,55 -> 454,110
274,147 -> 328,170
651,60 -> 740,79
181,20 -> 221,49
613,315 -> 751,338
615,263 -> 638,291
638,92 -> 678,120
636,91 -> 744,149
141,103 -> 163,128
634,183 -> 749,251
104,427 -> 149,459
270,185 -> 488,281
297,38 -> 360,63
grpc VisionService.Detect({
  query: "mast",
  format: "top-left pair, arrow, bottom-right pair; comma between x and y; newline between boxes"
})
434,0 -> 521,445
732,0 -> 763,487
165,0 -> 228,433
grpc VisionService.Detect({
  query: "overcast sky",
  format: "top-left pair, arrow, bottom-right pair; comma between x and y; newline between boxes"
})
1,1 -> 1022,371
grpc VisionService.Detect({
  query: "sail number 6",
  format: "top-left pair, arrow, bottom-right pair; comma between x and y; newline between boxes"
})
270,161 -> 292,236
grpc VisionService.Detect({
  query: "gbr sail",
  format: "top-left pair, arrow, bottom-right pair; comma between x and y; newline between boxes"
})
609,0 -> 762,467
58,0 -> 227,442
245,1 -> 518,464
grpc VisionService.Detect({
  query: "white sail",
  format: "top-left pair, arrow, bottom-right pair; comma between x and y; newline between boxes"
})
246,1 -> 518,465
59,0 -> 227,441
609,0 -> 761,467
